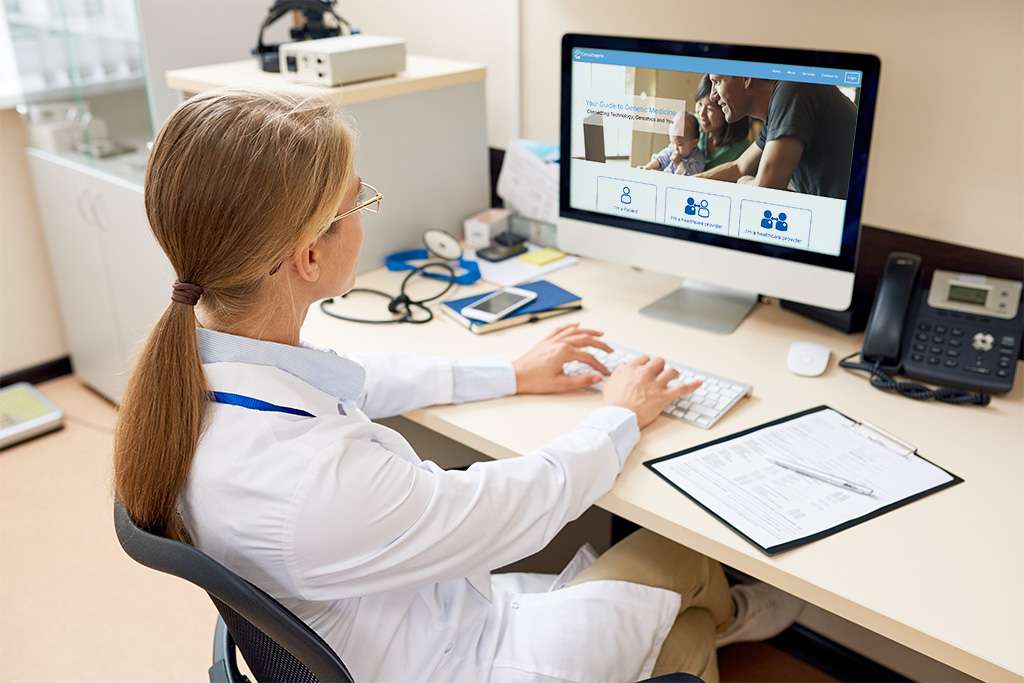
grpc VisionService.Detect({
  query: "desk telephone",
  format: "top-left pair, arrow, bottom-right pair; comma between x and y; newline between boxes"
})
841,252 -> 1023,403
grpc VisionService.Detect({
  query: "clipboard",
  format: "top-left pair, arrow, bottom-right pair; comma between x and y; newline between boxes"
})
644,405 -> 964,555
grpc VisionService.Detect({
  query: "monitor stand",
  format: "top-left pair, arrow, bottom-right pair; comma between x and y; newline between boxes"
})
639,280 -> 759,334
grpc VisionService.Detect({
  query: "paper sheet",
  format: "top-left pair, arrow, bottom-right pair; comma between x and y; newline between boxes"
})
648,408 -> 957,552
496,139 -> 560,222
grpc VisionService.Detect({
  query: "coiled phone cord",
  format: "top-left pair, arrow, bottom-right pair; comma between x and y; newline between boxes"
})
839,352 -> 991,405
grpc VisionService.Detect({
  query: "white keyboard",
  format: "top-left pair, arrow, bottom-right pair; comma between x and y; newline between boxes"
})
562,343 -> 752,429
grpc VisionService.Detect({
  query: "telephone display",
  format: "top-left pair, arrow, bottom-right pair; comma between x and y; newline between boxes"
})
856,252 -> 1023,396
947,284 -> 987,306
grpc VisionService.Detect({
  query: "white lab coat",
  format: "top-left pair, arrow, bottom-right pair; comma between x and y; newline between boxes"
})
181,330 -> 680,682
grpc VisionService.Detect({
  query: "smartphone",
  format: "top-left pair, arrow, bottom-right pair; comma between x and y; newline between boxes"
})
475,241 -> 528,262
460,286 -> 538,323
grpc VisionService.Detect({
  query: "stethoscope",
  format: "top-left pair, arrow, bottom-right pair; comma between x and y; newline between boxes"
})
319,229 -> 480,324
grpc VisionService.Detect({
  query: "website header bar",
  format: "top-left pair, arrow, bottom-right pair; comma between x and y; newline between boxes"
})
572,48 -> 862,87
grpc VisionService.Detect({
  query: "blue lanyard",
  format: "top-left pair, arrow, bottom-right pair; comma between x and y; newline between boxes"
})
209,391 -> 314,418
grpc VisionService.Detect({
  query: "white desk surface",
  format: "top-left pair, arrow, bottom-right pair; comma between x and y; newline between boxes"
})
301,258 -> 1024,682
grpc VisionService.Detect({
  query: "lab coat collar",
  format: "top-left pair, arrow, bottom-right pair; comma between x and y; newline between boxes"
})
196,327 -> 365,404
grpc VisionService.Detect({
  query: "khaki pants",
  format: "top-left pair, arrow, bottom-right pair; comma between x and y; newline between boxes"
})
565,529 -> 734,681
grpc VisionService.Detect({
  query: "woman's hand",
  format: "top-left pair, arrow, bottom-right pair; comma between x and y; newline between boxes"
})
602,355 -> 702,429
513,323 -> 613,394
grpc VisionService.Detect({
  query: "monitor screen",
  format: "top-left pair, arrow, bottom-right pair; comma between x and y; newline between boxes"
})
558,34 -> 881,332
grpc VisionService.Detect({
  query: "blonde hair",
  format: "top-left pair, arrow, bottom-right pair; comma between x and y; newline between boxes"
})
114,86 -> 356,541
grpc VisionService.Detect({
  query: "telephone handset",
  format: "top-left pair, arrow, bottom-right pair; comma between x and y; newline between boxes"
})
862,253 -> 923,365
842,252 -> 1023,403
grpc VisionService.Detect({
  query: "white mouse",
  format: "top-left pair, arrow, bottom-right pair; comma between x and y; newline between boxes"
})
787,341 -> 831,377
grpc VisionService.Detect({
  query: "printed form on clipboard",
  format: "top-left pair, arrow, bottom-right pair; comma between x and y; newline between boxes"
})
645,405 -> 963,555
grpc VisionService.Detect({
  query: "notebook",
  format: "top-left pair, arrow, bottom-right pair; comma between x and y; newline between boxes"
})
441,280 -> 582,334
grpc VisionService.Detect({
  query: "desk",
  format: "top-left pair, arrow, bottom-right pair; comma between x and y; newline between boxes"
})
301,258 -> 1023,682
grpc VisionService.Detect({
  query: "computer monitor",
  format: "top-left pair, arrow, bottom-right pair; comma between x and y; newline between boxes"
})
558,34 -> 880,333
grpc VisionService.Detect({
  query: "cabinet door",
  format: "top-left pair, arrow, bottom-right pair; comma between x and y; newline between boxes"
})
92,171 -> 175,374
27,150 -> 127,400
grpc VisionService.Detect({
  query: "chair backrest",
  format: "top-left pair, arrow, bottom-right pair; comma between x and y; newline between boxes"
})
114,501 -> 355,683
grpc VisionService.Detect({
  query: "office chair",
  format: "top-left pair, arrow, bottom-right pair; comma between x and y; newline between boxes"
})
115,502 -> 704,683
113,501 -> 354,683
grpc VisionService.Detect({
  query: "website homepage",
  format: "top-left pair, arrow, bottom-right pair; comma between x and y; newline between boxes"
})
569,48 -> 863,257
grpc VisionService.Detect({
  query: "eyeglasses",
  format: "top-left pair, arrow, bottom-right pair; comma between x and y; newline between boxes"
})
332,182 -> 382,223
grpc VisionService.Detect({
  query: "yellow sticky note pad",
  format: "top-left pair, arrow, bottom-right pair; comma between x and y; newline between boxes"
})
520,248 -> 566,266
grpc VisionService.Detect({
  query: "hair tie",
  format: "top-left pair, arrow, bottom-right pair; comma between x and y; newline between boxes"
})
171,279 -> 204,306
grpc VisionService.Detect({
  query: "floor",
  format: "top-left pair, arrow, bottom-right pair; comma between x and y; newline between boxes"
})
0,376 -> 837,682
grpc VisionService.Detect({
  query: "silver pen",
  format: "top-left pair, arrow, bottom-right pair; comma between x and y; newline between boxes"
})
765,457 -> 874,496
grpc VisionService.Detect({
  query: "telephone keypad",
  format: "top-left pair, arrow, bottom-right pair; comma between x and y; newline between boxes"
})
904,306 -> 1022,393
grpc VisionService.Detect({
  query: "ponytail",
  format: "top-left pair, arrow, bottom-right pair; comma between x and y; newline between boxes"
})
114,301 -> 206,541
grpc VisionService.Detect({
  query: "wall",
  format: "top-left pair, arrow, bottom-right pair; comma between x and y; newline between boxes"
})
136,0 -> 275,129
0,108 -> 68,376
0,8 -> 67,376
518,0 -> 1024,259
342,0 -> 518,148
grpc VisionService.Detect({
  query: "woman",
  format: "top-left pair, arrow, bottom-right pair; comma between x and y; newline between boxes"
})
695,74 -> 751,170
114,86 -> 799,683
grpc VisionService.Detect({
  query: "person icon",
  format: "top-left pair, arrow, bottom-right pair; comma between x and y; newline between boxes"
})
775,212 -> 788,231
684,197 -> 697,215
697,199 -> 710,218
621,186 -> 632,205
760,210 -> 775,230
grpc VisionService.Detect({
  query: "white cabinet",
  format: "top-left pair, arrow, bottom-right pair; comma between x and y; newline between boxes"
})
27,150 -> 173,402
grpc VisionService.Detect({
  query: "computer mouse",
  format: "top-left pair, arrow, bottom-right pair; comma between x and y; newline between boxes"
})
787,341 -> 831,377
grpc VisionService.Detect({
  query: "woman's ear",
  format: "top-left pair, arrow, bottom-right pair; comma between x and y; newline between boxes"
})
293,239 -> 321,283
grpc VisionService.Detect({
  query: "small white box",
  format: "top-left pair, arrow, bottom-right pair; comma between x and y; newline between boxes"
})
464,208 -> 511,249
280,35 -> 406,87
